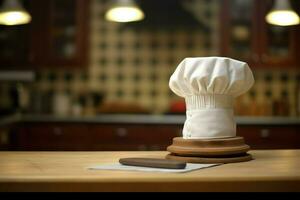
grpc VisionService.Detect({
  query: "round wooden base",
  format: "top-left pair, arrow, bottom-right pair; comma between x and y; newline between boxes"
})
166,153 -> 252,164
166,137 -> 252,164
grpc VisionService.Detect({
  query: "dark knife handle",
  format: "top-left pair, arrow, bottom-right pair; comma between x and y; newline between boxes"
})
119,157 -> 186,169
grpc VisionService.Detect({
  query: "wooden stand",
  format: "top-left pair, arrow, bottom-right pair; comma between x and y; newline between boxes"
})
166,137 -> 252,164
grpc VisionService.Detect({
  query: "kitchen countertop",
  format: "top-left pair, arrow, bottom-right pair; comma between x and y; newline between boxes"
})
0,150 -> 300,192
1,113 -> 300,126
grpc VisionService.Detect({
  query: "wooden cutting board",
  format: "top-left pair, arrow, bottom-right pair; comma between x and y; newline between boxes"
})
167,137 -> 250,156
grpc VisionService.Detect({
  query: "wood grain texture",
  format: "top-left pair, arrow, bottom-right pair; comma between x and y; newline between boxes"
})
0,150 -> 300,192
165,153 -> 252,164
167,137 -> 250,156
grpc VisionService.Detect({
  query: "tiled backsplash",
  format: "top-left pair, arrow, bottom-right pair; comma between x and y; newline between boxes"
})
1,0 -> 300,117
235,69 -> 300,117
13,69 -> 298,116
30,0 -> 221,114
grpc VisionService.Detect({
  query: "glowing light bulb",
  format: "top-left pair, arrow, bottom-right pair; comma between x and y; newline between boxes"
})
266,0 -> 300,26
105,0 -> 144,23
0,11 -> 31,25
266,10 -> 300,26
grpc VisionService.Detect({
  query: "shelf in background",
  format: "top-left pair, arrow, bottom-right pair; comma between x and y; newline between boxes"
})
1,114 -> 300,126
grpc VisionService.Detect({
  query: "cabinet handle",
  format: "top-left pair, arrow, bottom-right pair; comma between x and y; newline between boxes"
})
53,127 -> 63,136
29,52 -> 36,62
137,145 -> 148,151
260,129 -> 270,138
252,54 -> 259,62
261,54 -> 269,63
115,128 -> 128,137
0,130 -> 9,145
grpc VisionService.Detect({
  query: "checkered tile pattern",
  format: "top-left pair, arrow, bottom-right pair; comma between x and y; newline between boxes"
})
236,69 -> 300,116
30,0 -> 300,116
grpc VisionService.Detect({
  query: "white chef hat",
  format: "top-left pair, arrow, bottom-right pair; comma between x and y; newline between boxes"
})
169,57 -> 254,139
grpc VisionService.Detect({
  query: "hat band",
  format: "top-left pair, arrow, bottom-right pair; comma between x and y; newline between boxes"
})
183,109 -> 236,139
185,94 -> 233,110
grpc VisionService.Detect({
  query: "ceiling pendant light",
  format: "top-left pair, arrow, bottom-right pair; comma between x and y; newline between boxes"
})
105,0 -> 145,23
266,0 -> 300,26
0,0 -> 31,26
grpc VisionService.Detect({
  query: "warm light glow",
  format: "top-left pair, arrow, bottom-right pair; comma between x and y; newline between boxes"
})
266,10 -> 300,26
265,0 -> 300,26
105,6 -> 144,22
0,11 -> 31,25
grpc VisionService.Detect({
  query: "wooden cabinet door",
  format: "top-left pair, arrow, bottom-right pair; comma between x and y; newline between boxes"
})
220,0 -> 260,66
14,123 -> 91,150
12,123 -> 182,151
0,127 -> 9,150
12,123 -> 299,151
237,125 -> 300,149
0,0 -> 89,69
0,0 -> 33,69
258,0 -> 300,68
89,124 -> 182,151
220,0 -> 300,68
42,0 -> 89,68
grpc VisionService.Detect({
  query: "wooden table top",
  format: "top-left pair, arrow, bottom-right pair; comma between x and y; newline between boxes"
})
0,150 -> 300,192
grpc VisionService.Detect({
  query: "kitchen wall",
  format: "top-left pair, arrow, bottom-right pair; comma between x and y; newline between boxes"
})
26,0 -> 221,115
2,0 -> 300,116
236,69 -> 300,117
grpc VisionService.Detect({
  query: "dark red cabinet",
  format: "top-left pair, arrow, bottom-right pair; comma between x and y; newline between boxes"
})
11,123 -> 182,151
237,125 -> 300,149
0,0 -> 89,70
7,122 -> 300,151
220,0 -> 300,68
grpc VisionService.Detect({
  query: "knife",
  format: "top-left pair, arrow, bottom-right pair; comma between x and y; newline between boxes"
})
119,157 -> 186,169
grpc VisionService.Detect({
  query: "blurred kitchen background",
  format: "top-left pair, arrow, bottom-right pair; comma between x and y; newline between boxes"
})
0,0 -> 300,151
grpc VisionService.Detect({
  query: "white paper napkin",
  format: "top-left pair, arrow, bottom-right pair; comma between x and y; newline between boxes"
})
88,163 -> 220,173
